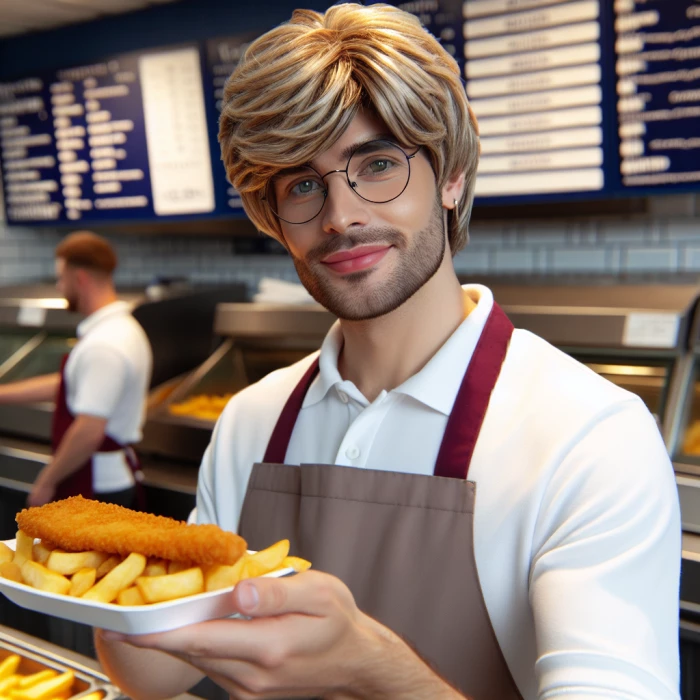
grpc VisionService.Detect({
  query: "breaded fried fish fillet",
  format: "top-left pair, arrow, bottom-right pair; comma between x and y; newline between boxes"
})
16,496 -> 246,566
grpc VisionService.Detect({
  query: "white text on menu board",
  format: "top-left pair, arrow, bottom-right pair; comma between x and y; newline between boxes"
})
51,61 -> 146,220
0,79 -> 61,221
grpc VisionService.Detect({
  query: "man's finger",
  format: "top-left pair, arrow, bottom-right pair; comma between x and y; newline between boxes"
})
232,570 -> 353,618
117,614 -> 312,663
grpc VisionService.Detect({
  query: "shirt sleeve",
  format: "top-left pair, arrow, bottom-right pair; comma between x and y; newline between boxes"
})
531,400 -> 681,700
196,440 -> 218,526
69,345 -> 130,420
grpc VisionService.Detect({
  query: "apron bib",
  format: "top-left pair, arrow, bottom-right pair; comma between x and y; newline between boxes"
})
239,303 -> 523,699
51,354 -> 145,505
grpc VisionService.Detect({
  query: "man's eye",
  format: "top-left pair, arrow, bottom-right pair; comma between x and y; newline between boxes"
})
370,159 -> 390,173
292,180 -> 320,195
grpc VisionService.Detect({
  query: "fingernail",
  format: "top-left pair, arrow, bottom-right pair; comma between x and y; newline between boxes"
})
237,581 -> 259,611
100,631 -> 125,642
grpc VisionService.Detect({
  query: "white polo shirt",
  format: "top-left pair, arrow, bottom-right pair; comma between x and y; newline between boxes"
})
65,301 -> 152,493
197,285 -> 681,700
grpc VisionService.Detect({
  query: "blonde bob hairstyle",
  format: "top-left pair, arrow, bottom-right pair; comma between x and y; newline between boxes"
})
219,2 -> 480,253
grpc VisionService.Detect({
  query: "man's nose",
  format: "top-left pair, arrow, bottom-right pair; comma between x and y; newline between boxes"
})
320,172 -> 369,235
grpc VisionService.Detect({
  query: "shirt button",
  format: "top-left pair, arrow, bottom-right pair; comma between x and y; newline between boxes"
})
345,446 -> 360,460
337,390 -> 349,404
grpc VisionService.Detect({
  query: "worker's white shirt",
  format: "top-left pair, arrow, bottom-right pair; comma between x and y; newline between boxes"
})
197,284 -> 681,700
66,301 -> 152,492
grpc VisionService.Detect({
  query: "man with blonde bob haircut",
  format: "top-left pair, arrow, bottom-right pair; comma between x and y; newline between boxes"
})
97,5 -> 680,700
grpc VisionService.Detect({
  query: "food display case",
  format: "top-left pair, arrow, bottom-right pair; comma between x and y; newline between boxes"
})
670,298 -> 700,542
141,281 -> 699,464
487,282 -> 700,448
139,304 -> 334,464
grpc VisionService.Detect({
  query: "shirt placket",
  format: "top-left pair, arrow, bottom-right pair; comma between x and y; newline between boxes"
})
335,390 -> 394,468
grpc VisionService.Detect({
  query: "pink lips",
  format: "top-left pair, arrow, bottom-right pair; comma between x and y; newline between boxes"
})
321,245 -> 392,274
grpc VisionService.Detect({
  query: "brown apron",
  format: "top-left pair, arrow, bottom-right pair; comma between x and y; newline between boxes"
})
239,303 -> 523,699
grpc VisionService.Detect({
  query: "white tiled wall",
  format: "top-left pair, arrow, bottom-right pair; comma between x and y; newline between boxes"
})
2,196 -> 699,293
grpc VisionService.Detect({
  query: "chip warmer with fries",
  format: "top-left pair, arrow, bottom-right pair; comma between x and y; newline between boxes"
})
0,624 -> 201,700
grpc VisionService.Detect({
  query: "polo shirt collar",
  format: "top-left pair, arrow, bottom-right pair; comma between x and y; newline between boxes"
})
302,285 -> 495,415
77,300 -> 132,338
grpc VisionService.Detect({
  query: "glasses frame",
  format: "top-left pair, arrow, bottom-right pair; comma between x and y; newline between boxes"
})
263,139 -> 420,225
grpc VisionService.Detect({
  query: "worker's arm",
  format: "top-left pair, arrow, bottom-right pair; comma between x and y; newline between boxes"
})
530,401 -> 680,699
97,573 -> 467,700
0,373 -> 60,404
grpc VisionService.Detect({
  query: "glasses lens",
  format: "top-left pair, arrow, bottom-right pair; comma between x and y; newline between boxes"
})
268,167 -> 326,224
348,141 -> 411,204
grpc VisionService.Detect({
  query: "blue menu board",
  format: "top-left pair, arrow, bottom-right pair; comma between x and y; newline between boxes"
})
1,45 -> 218,225
614,0 -> 700,191
204,32 -> 261,217
3,1 -> 700,226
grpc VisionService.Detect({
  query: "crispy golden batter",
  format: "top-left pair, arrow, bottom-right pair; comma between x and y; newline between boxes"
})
16,496 -> 246,566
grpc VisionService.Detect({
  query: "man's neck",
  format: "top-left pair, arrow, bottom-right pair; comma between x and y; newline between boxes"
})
81,287 -> 118,317
337,255 -> 473,403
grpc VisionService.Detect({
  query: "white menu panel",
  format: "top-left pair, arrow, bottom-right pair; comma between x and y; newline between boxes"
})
464,0 -> 606,199
138,48 -> 215,216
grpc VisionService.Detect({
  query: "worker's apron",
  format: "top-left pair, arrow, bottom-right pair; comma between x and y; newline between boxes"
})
239,303 -> 523,699
50,354 -> 144,504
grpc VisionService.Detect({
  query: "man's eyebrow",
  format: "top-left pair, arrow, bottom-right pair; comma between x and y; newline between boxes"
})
273,165 -> 316,179
338,133 -> 398,162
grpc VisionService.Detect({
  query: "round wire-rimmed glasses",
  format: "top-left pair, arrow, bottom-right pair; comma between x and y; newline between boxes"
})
264,139 -> 420,225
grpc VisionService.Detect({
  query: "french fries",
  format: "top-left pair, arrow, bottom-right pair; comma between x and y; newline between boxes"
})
81,554 -> 146,603
0,661 -> 74,700
0,674 -> 20,693
116,587 -> 145,606
69,568 -> 96,598
13,532 -> 33,568
143,559 -> 167,577
20,562 -> 70,596
136,567 -> 204,603
46,551 -> 107,576
0,543 -> 14,565
0,656 -> 94,700
11,670 -> 74,700
0,655 -> 21,680
95,555 -> 120,579
0,562 -> 23,584
3,531 -> 310,607
31,543 -> 53,566
16,671 -> 56,689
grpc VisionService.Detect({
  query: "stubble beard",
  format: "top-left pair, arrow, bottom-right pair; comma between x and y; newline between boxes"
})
292,198 -> 446,321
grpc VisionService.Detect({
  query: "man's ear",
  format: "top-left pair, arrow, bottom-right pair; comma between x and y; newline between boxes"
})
74,268 -> 90,287
441,171 -> 466,209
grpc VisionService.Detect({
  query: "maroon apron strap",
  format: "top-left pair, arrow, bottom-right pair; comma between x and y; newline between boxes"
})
261,302 -> 513,478
50,354 -> 72,452
434,303 -> 513,480
263,358 -> 320,463
51,353 -> 94,500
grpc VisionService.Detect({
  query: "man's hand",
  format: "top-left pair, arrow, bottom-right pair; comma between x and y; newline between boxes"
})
27,479 -> 55,507
101,571 -> 464,700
